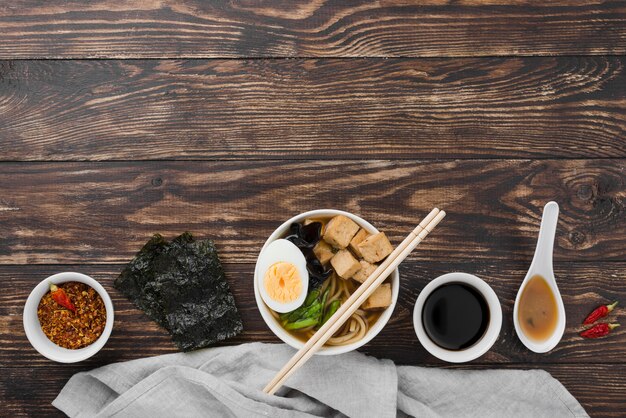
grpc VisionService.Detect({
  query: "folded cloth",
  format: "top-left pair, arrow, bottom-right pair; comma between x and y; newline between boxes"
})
53,343 -> 588,418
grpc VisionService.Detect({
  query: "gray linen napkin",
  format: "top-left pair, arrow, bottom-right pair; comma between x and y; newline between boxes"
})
53,343 -> 588,418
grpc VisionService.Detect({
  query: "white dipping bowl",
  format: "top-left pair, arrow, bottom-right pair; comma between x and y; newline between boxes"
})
23,272 -> 114,363
413,272 -> 502,363
254,209 -> 400,355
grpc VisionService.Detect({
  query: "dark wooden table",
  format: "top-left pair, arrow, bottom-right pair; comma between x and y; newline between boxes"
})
1,2 -> 625,417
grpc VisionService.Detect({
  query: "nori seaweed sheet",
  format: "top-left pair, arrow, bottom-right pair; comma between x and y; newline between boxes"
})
114,232 -> 243,351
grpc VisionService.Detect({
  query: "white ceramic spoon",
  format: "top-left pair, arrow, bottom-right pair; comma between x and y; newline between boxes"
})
513,201 -> 566,353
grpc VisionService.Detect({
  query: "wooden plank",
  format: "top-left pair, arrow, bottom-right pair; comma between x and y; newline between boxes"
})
1,58 -> 625,161
2,362 -> 624,417
0,1 -> 624,58
0,160 -> 624,264
2,262 -> 624,367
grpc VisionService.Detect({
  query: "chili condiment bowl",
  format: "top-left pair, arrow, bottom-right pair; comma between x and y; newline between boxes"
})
23,272 -> 114,363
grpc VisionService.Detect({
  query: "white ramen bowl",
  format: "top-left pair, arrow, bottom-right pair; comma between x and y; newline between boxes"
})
23,272 -> 114,363
413,272 -> 502,363
254,209 -> 400,355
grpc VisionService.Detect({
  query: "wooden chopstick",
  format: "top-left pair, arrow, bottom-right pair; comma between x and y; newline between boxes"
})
264,209 -> 445,394
263,208 -> 446,395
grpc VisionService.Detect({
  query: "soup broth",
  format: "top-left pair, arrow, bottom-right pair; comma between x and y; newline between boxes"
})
517,275 -> 558,342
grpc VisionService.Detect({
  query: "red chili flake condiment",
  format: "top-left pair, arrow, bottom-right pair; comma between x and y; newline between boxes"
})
582,301 -> 618,325
37,281 -> 106,349
580,323 -> 619,339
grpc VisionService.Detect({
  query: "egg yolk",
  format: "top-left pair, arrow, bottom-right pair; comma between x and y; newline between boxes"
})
264,262 -> 302,303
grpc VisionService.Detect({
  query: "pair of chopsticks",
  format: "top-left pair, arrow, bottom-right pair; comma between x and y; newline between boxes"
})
263,208 -> 446,395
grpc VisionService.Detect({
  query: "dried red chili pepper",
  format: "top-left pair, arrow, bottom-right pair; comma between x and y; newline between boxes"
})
580,323 -> 619,339
49,283 -> 76,313
583,301 -> 618,325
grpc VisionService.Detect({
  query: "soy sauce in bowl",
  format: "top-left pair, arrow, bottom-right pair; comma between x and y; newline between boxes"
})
422,283 -> 490,350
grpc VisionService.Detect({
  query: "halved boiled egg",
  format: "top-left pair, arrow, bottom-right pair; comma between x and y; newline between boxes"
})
256,239 -> 309,313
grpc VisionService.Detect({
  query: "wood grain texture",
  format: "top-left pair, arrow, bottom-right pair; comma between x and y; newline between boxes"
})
2,262 -> 625,416
1,58 -> 625,161
0,160 -> 623,264
0,1 -> 625,58
2,3 -> 626,415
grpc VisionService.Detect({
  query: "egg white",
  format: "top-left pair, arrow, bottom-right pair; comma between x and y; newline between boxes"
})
256,239 -> 309,313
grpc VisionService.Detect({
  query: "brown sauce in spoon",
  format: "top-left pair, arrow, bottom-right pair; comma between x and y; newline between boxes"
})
518,275 -> 558,342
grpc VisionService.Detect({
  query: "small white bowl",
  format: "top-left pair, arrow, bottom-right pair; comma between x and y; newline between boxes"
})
413,272 -> 502,363
23,272 -> 114,363
254,209 -> 400,355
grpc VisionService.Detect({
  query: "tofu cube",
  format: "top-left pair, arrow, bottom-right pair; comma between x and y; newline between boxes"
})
362,283 -> 392,310
330,249 -> 361,279
313,240 -> 334,265
357,232 -> 393,263
352,260 -> 378,283
323,215 -> 360,249
348,229 -> 369,258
